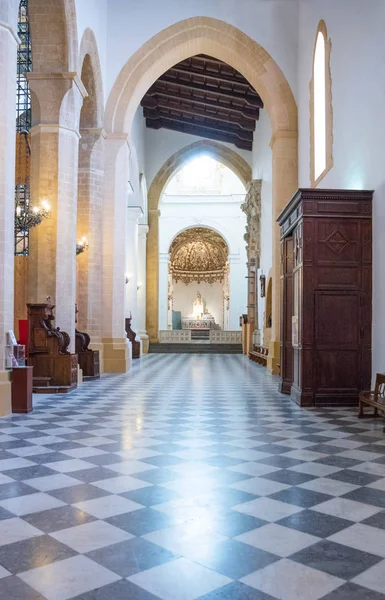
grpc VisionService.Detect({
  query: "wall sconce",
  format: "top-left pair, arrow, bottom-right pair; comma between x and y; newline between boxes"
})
76,236 -> 89,255
125,273 -> 132,284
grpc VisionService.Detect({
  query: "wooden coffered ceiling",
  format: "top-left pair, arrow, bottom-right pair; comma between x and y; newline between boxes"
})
141,54 -> 263,151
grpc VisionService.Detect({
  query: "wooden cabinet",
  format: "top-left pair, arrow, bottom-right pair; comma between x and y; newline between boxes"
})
278,189 -> 373,407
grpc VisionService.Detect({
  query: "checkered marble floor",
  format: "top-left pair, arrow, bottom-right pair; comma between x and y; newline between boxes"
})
1,354 -> 385,599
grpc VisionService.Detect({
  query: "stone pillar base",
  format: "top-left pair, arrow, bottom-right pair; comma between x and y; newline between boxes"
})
90,339 -> 104,375
77,365 -> 83,385
102,338 -> 130,373
138,332 -> 149,354
267,341 -> 281,375
0,371 -> 12,417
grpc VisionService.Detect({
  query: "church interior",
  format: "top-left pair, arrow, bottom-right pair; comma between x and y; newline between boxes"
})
1,0 -> 385,598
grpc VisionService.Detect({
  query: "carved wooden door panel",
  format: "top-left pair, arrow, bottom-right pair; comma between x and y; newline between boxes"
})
314,290 -> 362,402
279,237 -> 294,393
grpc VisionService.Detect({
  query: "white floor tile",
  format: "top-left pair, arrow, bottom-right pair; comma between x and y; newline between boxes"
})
329,523 -> 385,558
237,523 -> 319,557
128,557 -> 231,600
241,558 -> 343,600
18,555 -> 120,600
0,492 -> 65,516
233,497 -> 303,521
50,520 -> 133,553
0,517 -> 42,546
312,497 -> 382,522
73,494 -> 143,518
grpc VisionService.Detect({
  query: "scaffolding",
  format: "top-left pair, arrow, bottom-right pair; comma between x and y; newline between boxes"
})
15,0 -> 32,255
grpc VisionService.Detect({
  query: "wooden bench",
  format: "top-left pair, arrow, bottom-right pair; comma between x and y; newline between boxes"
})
359,373 -> 385,421
249,345 -> 269,366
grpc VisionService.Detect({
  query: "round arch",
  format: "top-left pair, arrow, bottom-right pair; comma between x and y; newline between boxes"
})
146,140 -> 250,343
148,140 -> 251,212
104,16 -> 297,136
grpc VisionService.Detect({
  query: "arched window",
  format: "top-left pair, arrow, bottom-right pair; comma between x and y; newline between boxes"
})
310,20 -> 333,186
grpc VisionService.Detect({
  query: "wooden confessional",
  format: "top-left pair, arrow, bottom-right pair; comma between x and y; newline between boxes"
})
278,188 -> 373,407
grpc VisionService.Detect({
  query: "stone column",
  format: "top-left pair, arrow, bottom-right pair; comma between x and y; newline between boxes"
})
101,134 -> 130,372
0,4 -> 18,415
146,208 -> 159,342
125,206 -> 142,327
137,224 -> 149,353
267,132 -> 298,374
158,252 -> 169,331
228,254 -> 244,330
76,128 -> 105,365
27,73 -> 86,352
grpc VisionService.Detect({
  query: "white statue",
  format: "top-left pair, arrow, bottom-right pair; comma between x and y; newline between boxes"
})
192,291 -> 204,319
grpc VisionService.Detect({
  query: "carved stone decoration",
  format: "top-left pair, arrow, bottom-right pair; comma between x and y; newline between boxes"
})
169,227 -> 228,285
241,179 -> 262,265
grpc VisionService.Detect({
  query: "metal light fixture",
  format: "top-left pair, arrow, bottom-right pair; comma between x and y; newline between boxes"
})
76,236 -> 89,255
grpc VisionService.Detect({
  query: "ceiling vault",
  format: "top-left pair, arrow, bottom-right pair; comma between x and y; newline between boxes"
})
141,54 -> 263,151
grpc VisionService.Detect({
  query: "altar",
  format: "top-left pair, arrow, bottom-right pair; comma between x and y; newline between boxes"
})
181,291 -> 218,330
182,317 -> 216,330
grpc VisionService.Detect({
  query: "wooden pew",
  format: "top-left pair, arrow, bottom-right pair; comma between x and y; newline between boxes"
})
249,345 -> 269,366
359,373 -> 385,420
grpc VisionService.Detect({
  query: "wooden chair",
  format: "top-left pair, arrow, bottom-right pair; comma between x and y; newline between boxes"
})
359,373 -> 385,420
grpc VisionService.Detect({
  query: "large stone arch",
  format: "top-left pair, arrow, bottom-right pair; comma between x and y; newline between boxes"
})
105,17 -> 298,369
146,140 -> 251,343
104,16 -> 296,136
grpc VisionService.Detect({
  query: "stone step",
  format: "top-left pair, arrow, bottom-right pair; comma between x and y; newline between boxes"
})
149,343 -> 243,354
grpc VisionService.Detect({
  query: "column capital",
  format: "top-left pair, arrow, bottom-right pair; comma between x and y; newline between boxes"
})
269,130 -> 297,149
80,127 -> 107,139
127,206 -> 143,221
27,72 -> 87,128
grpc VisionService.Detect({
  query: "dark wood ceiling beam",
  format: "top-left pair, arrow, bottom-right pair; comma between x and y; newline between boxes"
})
169,65 -> 258,94
146,118 -> 252,150
141,99 -> 256,131
144,112 -> 253,142
144,86 -> 260,119
157,74 -> 263,108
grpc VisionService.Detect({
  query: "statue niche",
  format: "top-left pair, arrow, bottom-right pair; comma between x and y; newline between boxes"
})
27,302 -> 77,393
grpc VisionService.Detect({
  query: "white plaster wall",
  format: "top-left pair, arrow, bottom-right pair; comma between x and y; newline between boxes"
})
75,0 -> 107,87
105,0 -> 298,104
128,106 -> 146,212
145,128 -> 252,191
173,281 -> 224,327
297,0 -> 385,376
251,112 -> 273,339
